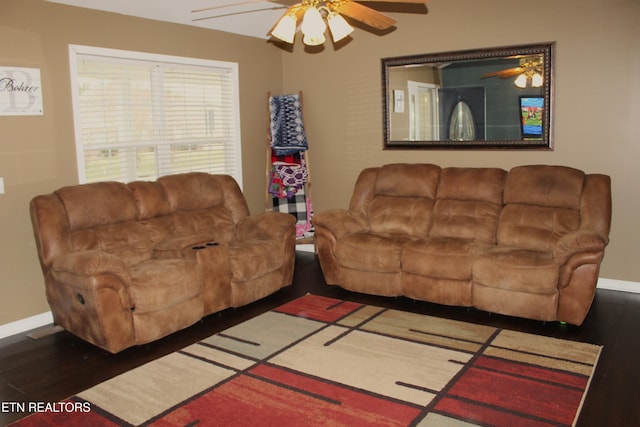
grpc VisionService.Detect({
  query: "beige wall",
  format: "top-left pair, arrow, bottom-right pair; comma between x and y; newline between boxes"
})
282,0 -> 640,283
1,0 -> 639,326
0,0 -> 283,324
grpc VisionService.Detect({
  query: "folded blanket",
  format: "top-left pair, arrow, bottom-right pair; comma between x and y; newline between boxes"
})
268,151 -> 308,198
269,94 -> 308,155
272,187 -> 313,238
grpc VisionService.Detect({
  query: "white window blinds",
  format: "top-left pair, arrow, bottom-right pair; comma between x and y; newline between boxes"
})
68,45 -> 242,186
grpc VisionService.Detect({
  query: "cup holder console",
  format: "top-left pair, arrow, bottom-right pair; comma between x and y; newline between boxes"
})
192,242 -> 219,250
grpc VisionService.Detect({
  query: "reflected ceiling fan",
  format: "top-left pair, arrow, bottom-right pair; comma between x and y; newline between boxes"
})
193,0 -> 428,46
481,56 -> 544,88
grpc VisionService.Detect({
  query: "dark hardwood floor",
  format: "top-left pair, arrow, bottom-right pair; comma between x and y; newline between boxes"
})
1,251 -> 639,426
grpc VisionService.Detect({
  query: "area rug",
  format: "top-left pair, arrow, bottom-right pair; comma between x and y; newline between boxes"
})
11,294 -> 601,427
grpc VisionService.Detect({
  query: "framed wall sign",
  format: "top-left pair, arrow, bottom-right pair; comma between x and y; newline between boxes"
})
0,67 -> 44,116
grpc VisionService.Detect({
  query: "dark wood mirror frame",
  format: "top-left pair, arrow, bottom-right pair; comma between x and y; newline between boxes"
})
382,42 -> 555,150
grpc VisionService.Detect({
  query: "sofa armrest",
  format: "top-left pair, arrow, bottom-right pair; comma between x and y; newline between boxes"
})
553,230 -> 608,264
48,250 -> 136,353
51,250 -> 130,289
312,209 -> 368,239
50,250 -> 132,313
235,212 -> 296,241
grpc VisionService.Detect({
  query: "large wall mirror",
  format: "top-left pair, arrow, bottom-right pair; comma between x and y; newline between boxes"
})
382,42 -> 555,149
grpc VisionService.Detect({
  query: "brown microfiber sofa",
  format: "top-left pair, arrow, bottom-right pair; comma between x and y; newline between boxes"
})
30,172 -> 296,353
314,164 -> 611,325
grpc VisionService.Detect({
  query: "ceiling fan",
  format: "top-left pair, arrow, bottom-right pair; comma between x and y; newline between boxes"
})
193,0 -> 428,46
481,56 -> 544,88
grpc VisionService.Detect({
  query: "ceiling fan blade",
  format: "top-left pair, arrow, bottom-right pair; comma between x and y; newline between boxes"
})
192,0 -> 270,13
269,0 -> 301,6
356,0 -> 428,3
193,6 -> 287,21
481,67 -> 523,79
332,1 -> 397,30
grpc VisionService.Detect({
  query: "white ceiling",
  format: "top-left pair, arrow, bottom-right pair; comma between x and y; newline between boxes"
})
45,0 -> 291,40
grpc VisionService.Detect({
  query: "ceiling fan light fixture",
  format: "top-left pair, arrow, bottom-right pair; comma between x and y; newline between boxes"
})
270,13 -> 297,44
302,32 -> 326,46
514,73 -> 528,88
301,6 -> 326,45
327,12 -> 353,42
531,72 -> 543,87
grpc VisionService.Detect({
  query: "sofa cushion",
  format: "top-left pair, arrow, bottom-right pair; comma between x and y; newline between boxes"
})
158,173 -> 250,222
128,258 -> 202,314
56,182 -> 154,265
70,221 -> 153,266
472,247 -> 559,294
403,238 -> 488,280
56,182 -> 137,229
130,177 -> 238,246
128,180 -> 172,220
498,205 -> 581,252
336,233 -> 409,272
374,163 -> 441,198
228,240 -> 283,281
430,199 -> 502,244
429,168 -> 507,244
132,297 -> 204,346
498,165 -> 584,251
504,165 -> 584,209
367,163 -> 440,237
159,172 -> 225,212
368,196 -> 433,237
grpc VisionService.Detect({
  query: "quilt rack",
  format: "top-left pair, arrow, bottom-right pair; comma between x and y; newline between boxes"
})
265,91 -> 315,248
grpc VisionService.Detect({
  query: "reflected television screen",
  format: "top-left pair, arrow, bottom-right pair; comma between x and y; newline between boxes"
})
520,96 -> 544,139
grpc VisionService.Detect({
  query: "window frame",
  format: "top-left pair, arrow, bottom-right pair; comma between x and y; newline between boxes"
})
68,44 -> 243,188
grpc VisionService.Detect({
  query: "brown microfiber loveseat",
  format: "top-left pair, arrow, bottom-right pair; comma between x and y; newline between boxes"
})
314,164 -> 611,325
30,172 -> 296,353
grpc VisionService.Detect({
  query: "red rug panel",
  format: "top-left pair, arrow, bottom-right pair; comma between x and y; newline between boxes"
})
443,357 -> 584,426
150,367 -> 421,426
274,294 -> 364,322
475,355 -> 589,389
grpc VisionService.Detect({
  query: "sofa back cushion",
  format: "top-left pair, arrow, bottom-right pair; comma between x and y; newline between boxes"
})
498,165 -> 584,251
128,180 -> 175,244
429,168 -> 507,244
130,173 -> 249,245
158,173 -> 250,220
367,164 -> 440,238
55,182 -> 153,265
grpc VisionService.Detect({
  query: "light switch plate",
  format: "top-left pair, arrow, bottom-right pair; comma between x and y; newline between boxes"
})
0,177 -> 4,194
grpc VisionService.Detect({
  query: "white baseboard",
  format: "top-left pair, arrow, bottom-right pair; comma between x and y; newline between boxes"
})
0,311 -> 53,340
597,277 -> 640,294
0,277 -> 638,340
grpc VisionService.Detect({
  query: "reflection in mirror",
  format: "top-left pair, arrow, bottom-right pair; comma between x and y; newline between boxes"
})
449,101 -> 475,141
382,43 -> 554,149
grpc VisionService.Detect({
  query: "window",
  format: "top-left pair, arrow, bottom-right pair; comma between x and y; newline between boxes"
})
68,45 -> 242,187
